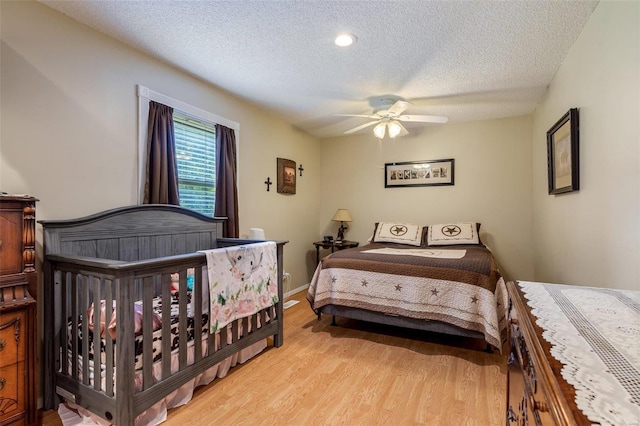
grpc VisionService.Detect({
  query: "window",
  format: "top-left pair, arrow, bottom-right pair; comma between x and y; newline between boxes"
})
173,113 -> 216,217
137,84 -> 239,214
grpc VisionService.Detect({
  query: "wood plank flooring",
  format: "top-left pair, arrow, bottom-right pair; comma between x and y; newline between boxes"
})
42,290 -> 507,425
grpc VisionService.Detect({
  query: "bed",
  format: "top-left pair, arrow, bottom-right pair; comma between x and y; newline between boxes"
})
40,205 -> 286,425
306,221 -> 508,351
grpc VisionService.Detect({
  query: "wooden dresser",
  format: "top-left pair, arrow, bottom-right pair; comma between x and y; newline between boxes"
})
506,281 -> 592,426
0,196 -> 38,426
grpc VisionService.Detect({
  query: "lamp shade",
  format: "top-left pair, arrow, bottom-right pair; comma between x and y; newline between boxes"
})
373,122 -> 386,139
388,121 -> 402,138
332,209 -> 352,222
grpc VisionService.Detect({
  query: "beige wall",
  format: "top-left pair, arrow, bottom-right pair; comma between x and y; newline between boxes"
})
319,116 -> 534,282
531,1 -> 640,290
0,1 -> 321,293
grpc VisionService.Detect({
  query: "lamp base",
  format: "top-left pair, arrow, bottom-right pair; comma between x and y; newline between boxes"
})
337,223 -> 347,241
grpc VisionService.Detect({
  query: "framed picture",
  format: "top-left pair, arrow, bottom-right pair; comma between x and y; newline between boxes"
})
277,158 -> 296,194
385,159 -> 455,188
547,108 -> 579,194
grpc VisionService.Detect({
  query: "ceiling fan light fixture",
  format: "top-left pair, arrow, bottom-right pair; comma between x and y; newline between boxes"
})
388,121 -> 402,138
340,99 -> 448,137
335,33 -> 356,47
373,122 -> 386,139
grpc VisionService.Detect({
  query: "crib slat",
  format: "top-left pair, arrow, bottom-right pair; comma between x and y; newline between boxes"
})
219,326 -> 227,350
80,275 -> 90,386
60,271 -> 68,378
70,273 -> 78,379
233,319 -> 240,343
208,320 -> 217,354
178,270 -> 188,368
193,266 -> 203,362
161,273 -> 172,381
250,312 -> 257,334
104,279 -> 114,397
142,276 -> 154,390
271,242 -> 284,348
91,277 -> 101,392
114,275 -> 136,425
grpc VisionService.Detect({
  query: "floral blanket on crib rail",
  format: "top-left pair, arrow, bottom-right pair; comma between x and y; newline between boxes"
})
200,241 -> 278,333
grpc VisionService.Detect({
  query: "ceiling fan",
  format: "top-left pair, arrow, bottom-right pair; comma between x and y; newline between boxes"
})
338,98 -> 448,138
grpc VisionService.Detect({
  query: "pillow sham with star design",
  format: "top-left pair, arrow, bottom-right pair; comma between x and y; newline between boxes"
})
373,222 -> 424,246
427,222 -> 481,246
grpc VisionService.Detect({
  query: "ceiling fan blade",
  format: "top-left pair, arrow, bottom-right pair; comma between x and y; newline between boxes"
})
335,113 -> 379,119
386,101 -> 411,117
397,121 -> 409,137
397,114 -> 449,123
344,120 -> 380,134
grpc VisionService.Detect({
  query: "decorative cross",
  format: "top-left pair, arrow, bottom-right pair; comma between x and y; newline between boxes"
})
264,177 -> 272,191
298,164 -> 304,176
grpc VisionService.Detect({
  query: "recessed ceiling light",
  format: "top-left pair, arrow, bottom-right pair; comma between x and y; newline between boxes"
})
335,33 -> 356,47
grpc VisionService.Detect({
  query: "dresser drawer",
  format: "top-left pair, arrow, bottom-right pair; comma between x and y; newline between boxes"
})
0,360 -> 26,423
0,311 -> 25,367
508,296 -> 555,425
0,211 -> 23,276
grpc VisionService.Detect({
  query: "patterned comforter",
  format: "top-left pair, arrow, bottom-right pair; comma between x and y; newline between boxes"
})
306,242 -> 508,349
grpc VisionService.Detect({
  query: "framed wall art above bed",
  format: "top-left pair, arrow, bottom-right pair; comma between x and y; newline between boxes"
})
385,159 -> 455,188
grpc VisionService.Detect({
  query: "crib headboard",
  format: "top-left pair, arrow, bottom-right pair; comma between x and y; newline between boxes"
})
40,204 -> 225,261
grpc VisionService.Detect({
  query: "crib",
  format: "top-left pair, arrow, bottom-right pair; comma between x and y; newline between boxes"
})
40,205 -> 286,425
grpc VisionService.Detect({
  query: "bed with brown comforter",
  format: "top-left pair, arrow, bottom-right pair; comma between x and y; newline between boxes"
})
306,242 -> 508,350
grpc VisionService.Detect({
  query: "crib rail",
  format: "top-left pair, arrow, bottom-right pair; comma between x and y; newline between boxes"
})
43,241 -> 285,425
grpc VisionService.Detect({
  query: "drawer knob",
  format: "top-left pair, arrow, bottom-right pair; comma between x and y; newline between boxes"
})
534,399 -> 549,412
527,391 -> 550,413
0,377 -> 5,391
0,338 -> 4,351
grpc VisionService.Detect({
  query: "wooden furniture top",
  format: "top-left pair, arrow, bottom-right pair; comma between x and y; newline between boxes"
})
508,281 -> 592,425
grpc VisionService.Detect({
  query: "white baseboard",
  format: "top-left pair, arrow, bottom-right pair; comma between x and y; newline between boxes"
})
284,283 -> 309,299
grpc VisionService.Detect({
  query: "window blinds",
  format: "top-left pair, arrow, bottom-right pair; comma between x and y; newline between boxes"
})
173,113 -> 216,217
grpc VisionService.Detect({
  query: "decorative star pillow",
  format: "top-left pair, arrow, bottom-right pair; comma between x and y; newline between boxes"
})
427,222 -> 480,246
373,222 -> 424,246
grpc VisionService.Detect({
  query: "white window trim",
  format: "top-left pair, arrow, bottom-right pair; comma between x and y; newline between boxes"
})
137,84 -> 240,204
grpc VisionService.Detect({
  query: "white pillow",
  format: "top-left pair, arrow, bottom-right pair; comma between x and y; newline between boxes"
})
373,222 -> 423,246
427,222 -> 480,246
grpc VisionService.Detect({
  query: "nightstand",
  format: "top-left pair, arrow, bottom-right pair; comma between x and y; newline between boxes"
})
313,240 -> 359,265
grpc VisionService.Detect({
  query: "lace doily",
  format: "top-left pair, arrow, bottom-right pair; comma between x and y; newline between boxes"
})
518,281 -> 640,426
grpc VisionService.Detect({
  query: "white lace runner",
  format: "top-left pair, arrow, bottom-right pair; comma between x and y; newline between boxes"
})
518,281 -> 640,426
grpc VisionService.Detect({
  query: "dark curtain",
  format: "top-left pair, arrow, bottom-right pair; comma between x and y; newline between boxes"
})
214,124 -> 239,237
143,101 -> 180,205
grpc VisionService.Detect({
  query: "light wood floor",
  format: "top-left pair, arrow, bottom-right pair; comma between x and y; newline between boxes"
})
42,290 -> 507,425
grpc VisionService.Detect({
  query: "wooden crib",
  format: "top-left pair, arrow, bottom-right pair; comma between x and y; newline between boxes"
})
40,205 -> 286,425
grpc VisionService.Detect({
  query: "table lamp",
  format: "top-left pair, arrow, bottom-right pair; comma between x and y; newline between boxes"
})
332,209 -> 352,241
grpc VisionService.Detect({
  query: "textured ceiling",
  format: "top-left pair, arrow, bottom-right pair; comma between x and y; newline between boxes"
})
40,0 -> 598,139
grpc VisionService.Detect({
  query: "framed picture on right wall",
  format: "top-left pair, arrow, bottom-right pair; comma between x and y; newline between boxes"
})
547,108 -> 579,194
